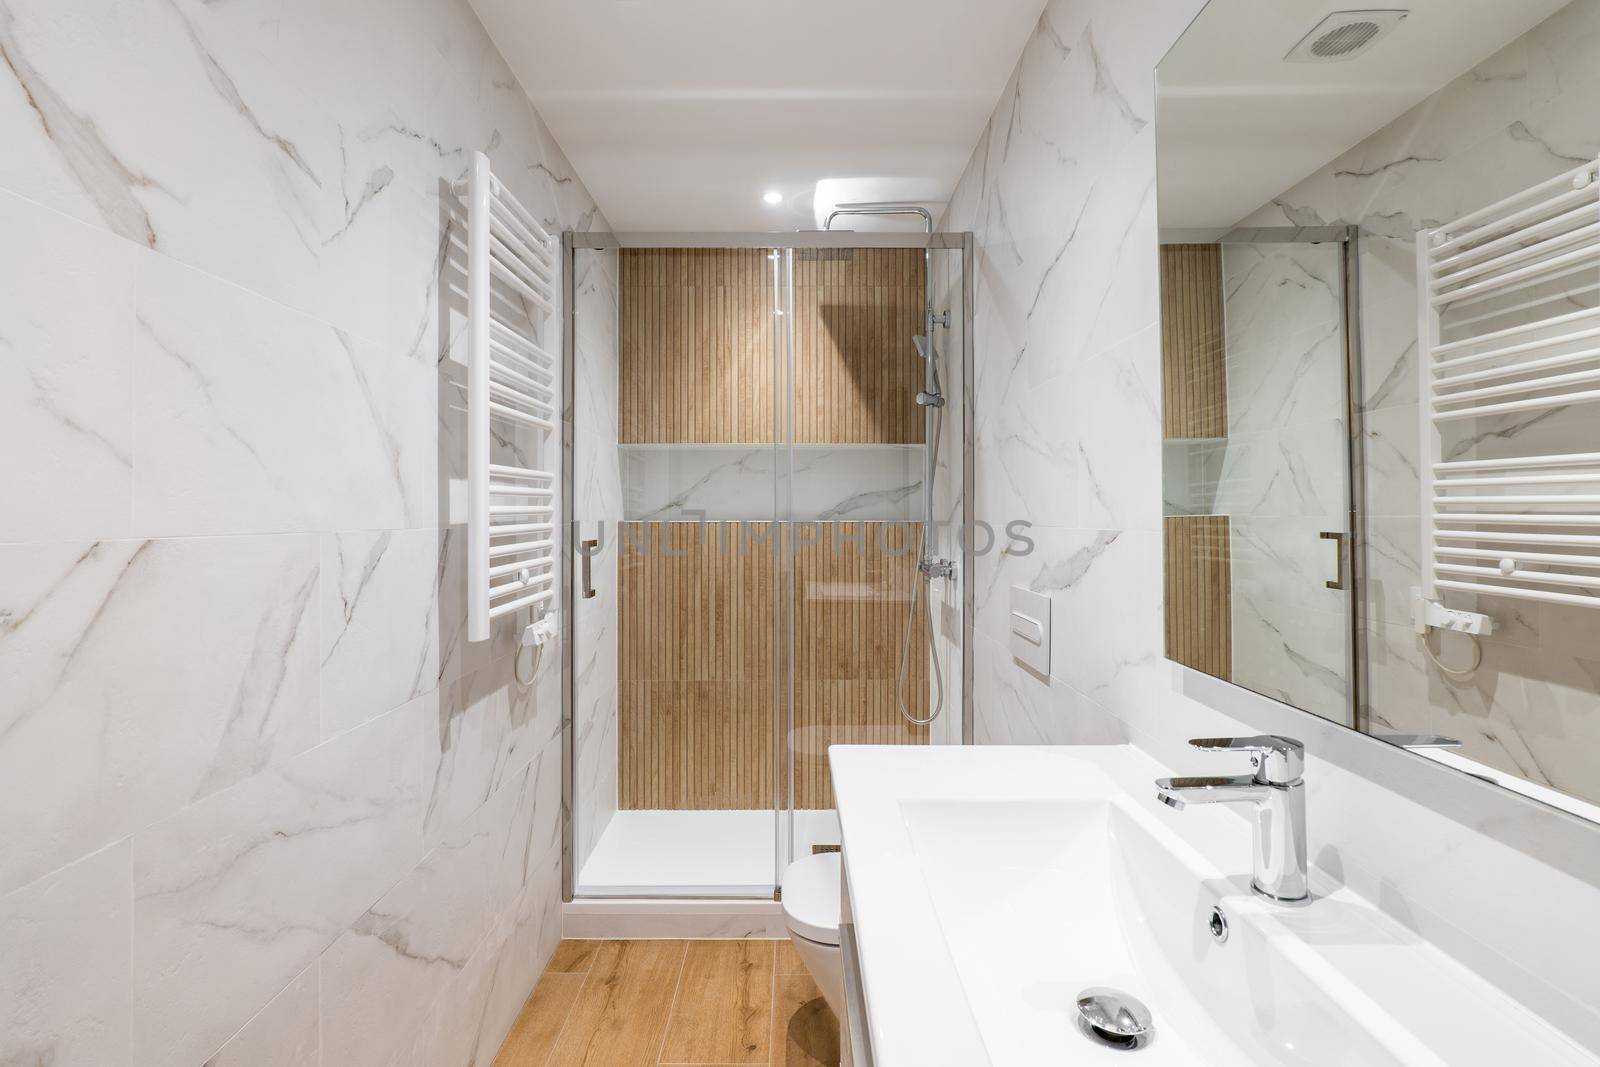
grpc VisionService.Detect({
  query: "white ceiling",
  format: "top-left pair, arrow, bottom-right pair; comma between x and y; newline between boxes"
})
469,0 -> 1048,231
1157,0 -> 1574,229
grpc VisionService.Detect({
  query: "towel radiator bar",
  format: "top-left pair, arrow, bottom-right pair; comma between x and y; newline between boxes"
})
456,152 -> 559,642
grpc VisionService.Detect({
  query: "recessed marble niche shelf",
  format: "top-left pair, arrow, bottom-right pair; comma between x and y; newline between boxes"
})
621,442 -> 923,522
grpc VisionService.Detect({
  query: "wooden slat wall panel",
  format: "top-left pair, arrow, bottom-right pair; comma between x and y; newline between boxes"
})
618,248 -> 925,444
619,248 -> 776,444
618,520 -> 927,810
1163,515 -> 1232,680
792,249 -> 925,444
1160,244 -> 1228,440
791,522 -> 928,810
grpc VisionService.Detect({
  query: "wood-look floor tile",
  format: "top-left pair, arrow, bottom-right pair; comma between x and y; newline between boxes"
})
773,973 -> 839,1067
546,940 -> 688,1067
547,940 -> 601,974
659,941 -> 775,1064
493,971 -> 586,1066
774,940 -> 807,976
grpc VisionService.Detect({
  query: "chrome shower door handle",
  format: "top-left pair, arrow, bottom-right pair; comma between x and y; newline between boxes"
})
580,538 -> 598,599
1320,530 -> 1347,590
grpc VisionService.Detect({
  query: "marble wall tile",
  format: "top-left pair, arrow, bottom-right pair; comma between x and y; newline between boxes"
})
321,789 -> 495,1067
205,965 -> 320,1067
622,444 -> 923,522
132,699 -> 422,1066
0,535 -> 320,896
1070,327 -> 1163,532
134,251 -> 436,537
0,0 -> 601,1061
0,188 -> 138,543
424,653 -> 559,851
0,842 -> 130,1067
322,529 -> 445,738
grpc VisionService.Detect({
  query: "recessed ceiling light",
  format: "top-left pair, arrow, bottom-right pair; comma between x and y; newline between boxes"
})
762,190 -> 783,205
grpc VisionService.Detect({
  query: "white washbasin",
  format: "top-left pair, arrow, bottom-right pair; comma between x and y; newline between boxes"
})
830,745 -> 1597,1067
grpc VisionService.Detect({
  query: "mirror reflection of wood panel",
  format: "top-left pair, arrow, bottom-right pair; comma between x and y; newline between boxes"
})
1161,243 -> 1231,678
1163,515 -> 1232,680
1160,244 -> 1227,439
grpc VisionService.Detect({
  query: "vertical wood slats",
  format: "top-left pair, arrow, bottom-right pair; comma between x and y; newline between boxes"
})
618,248 -> 925,444
1163,515 -> 1232,680
1160,244 -> 1228,439
618,520 -> 927,811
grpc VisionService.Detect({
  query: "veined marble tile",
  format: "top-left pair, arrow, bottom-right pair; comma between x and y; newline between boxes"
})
0,842 -> 131,1067
320,787 -> 496,1067
0,188 -> 138,543
205,965 -> 319,1067
134,251 -> 436,536
322,529 -> 444,739
132,698 -> 422,1067
0,535 -> 319,895
622,444 -> 923,522
1232,594 -> 1350,727
423,652 -> 559,851
1072,326 -> 1162,532
1221,241 -> 1345,437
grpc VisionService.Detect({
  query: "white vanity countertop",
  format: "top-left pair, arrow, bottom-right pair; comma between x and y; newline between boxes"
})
829,743 -> 1599,1067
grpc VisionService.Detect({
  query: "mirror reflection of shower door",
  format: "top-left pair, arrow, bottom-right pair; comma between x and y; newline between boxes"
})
1162,234 -> 1358,727
568,245 -> 784,897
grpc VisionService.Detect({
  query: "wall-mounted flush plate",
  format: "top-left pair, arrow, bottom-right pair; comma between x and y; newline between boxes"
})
1010,586 -> 1051,675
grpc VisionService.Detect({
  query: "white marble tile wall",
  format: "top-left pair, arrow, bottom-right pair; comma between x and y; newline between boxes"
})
622,443 -> 923,522
946,0 -> 1600,1049
0,0 -> 609,1063
1234,0 -> 1600,804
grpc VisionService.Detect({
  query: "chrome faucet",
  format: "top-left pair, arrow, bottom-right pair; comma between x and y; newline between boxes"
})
1155,736 -> 1308,903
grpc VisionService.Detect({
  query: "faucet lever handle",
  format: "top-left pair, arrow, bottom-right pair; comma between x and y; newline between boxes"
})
1188,735 -> 1304,784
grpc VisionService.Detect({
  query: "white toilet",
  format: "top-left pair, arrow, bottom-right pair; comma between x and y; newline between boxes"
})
780,851 -> 845,1020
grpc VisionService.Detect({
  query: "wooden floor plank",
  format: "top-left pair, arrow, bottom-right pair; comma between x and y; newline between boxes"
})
493,971 -> 587,1066
546,940 -> 688,1067
659,941 -> 775,1064
547,940 -> 601,974
774,940 -> 807,976
773,973 -> 839,1067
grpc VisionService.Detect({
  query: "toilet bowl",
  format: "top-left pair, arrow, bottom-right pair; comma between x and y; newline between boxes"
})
780,851 -> 845,1021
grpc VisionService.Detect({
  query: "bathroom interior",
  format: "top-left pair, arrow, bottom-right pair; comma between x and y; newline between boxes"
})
2,0 -> 1598,1065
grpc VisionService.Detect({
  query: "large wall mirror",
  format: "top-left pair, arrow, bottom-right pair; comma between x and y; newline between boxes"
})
1156,0 -> 1600,820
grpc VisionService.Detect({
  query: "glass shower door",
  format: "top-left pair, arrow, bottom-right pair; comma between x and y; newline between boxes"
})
776,244 -> 965,868
569,245 -> 784,897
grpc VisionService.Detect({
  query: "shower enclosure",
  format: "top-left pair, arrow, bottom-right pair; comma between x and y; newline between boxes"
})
561,231 -> 972,899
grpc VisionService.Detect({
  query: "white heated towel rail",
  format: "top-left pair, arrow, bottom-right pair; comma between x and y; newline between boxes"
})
456,151 -> 559,642
1418,155 -> 1600,617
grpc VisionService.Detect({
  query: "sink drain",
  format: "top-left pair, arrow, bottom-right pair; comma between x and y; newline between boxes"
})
1075,987 -> 1154,1051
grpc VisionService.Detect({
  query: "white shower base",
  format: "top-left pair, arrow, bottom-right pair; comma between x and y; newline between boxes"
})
576,808 -> 841,897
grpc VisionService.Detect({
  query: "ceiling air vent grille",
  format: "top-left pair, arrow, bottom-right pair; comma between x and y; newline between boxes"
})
1285,10 -> 1408,63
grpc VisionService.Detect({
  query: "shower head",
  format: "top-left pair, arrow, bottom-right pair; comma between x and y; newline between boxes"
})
913,335 -> 932,361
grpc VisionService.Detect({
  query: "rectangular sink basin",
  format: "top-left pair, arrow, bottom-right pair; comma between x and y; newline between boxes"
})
898,796 -> 1588,1066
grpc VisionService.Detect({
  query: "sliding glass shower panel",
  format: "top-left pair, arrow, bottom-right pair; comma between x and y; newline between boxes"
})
571,247 -> 783,897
